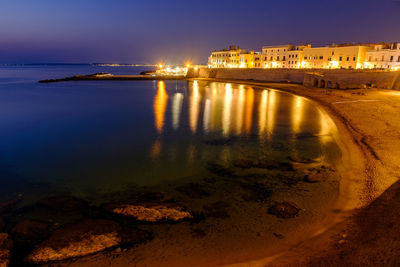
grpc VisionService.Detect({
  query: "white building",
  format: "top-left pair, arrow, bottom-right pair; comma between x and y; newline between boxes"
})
208,45 -> 247,68
364,43 -> 400,70
208,42 -> 400,70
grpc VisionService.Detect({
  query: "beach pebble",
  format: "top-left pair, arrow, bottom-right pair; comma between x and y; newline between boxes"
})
268,202 -> 300,219
0,233 -> 13,267
104,202 -> 193,222
25,219 -> 120,264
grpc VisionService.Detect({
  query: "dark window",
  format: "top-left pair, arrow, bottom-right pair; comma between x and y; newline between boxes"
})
390,56 -> 394,62
339,56 -> 342,61
304,56 -> 307,60
319,56 -> 323,60
347,57 -> 350,61
398,56 -> 400,62
332,51 -> 334,55
283,56 -> 286,60
353,57 -> 356,61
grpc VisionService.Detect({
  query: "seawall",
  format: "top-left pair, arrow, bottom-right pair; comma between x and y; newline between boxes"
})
187,67 -> 400,90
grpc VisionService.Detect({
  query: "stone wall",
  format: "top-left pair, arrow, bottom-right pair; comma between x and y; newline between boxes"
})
188,67 -> 400,90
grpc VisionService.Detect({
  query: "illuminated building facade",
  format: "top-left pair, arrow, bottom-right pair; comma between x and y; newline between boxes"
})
364,43 -> 400,70
302,44 -> 370,69
208,45 -> 259,68
262,44 -> 310,69
208,42 -> 400,70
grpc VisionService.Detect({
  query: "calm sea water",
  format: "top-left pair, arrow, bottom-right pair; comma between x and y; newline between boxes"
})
0,65 -> 341,203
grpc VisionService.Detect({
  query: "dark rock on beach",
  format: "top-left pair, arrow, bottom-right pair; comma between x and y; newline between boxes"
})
25,219 -> 121,264
268,202 -> 300,219
104,202 -> 193,222
11,219 -> 49,242
0,233 -> 12,267
242,183 -> 271,203
176,183 -> 210,199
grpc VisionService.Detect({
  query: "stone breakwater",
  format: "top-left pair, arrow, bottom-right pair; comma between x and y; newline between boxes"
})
187,67 -> 400,90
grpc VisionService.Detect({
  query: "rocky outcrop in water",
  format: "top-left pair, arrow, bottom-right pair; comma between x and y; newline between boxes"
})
104,202 -> 193,222
11,219 -> 49,242
268,202 -> 300,219
0,233 -> 12,267
25,219 -> 121,264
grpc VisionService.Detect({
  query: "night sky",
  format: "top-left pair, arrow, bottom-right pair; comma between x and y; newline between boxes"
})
0,0 -> 399,64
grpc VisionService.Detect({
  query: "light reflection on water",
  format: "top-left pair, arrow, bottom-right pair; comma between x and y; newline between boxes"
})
0,78 -> 340,201
151,80 -> 335,162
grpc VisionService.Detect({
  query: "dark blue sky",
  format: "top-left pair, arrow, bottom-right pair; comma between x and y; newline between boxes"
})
0,0 -> 399,64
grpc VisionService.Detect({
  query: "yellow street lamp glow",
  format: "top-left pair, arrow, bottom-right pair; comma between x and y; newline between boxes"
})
158,64 -> 164,69
194,66 -> 198,71
329,61 -> 339,68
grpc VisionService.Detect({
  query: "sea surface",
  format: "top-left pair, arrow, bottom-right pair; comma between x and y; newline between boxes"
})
0,65 -> 341,201
0,65 -> 344,264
